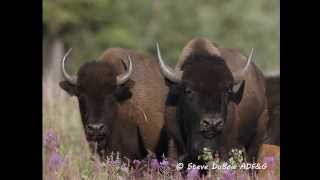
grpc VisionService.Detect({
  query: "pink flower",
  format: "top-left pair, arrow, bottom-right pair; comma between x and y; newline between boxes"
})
160,160 -> 169,167
221,169 -> 236,180
187,169 -> 199,180
48,151 -> 63,172
150,159 -> 160,170
238,174 -> 247,180
44,130 -> 59,152
133,159 -> 141,168
263,156 -> 276,169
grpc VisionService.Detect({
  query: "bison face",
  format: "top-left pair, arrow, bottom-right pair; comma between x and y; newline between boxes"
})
59,51 -> 134,143
161,53 -> 245,160
156,42 -> 253,161
180,81 -> 244,139
74,80 -> 134,142
174,68 -> 245,159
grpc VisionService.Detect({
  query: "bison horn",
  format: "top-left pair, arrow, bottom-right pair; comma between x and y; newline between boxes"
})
234,48 -> 255,84
117,55 -> 133,85
156,42 -> 182,83
61,48 -> 77,85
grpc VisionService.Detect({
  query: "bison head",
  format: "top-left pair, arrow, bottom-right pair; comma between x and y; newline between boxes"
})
157,43 -> 254,160
59,49 -> 134,143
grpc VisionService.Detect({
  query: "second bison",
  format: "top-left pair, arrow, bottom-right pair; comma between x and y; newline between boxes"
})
156,38 -> 269,164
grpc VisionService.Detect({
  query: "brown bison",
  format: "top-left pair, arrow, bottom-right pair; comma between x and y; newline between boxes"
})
263,75 -> 280,146
156,38 -> 269,164
59,48 -> 168,160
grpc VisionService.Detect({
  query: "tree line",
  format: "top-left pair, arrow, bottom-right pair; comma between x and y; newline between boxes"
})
43,0 -> 279,77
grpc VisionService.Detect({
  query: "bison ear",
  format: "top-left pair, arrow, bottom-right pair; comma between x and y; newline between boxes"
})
232,80 -> 245,104
114,79 -> 135,102
59,81 -> 78,96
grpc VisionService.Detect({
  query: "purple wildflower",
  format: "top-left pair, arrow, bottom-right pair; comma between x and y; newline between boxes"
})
150,159 -> 160,170
133,159 -> 141,168
44,130 -> 59,152
48,151 -> 63,172
187,169 -> 199,180
238,174 -> 247,180
221,169 -> 236,180
160,159 -> 169,167
263,156 -> 276,169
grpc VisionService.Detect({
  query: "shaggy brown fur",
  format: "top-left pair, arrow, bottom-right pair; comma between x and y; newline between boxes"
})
160,38 -> 269,163
60,48 -> 168,160
263,75 -> 280,145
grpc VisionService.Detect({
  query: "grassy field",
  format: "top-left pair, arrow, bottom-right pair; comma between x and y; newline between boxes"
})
43,67 -> 279,179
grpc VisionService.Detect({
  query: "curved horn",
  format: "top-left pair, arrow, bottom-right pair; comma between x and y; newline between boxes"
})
234,48 -> 255,83
61,48 -> 77,85
156,42 -> 182,83
117,55 -> 133,85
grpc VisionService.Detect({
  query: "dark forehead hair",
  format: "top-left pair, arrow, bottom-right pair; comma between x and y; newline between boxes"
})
181,53 -> 234,95
77,61 -> 117,95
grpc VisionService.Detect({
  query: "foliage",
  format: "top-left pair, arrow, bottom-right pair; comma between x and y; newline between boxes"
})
43,0 -> 279,73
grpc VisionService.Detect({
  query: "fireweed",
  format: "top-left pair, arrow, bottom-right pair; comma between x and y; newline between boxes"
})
43,130 -> 279,179
44,130 -> 64,173
43,128 -> 277,179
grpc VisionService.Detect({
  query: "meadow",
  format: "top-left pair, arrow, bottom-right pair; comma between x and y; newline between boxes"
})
43,63 -> 279,180
43,1 -> 279,178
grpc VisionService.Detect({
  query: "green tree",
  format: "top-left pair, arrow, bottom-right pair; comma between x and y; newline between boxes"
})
43,0 -> 279,75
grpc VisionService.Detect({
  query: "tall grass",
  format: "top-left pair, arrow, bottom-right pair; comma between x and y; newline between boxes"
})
43,62 -> 279,180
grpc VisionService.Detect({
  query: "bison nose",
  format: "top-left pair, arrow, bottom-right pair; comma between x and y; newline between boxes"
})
200,118 -> 224,131
87,123 -> 105,133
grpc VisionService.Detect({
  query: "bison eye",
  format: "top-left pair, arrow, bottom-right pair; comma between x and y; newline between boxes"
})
184,87 -> 193,95
222,89 -> 232,101
227,88 -> 233,95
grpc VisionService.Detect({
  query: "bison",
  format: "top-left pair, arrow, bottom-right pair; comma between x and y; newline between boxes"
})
59,48 -> 168,161
155,38 -> 269,164
257,75 -> 280,175
263,75 -> 280,146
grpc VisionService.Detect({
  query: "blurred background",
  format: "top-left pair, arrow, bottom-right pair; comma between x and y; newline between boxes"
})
43,1 -> 279,178
43,0 -> 279,80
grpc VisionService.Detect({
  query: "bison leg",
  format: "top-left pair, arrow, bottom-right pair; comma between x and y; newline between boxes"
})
165,106 -> 185,155
155,127 -> 169,161
156,105 -> 185,161
247,106 -> 269,163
